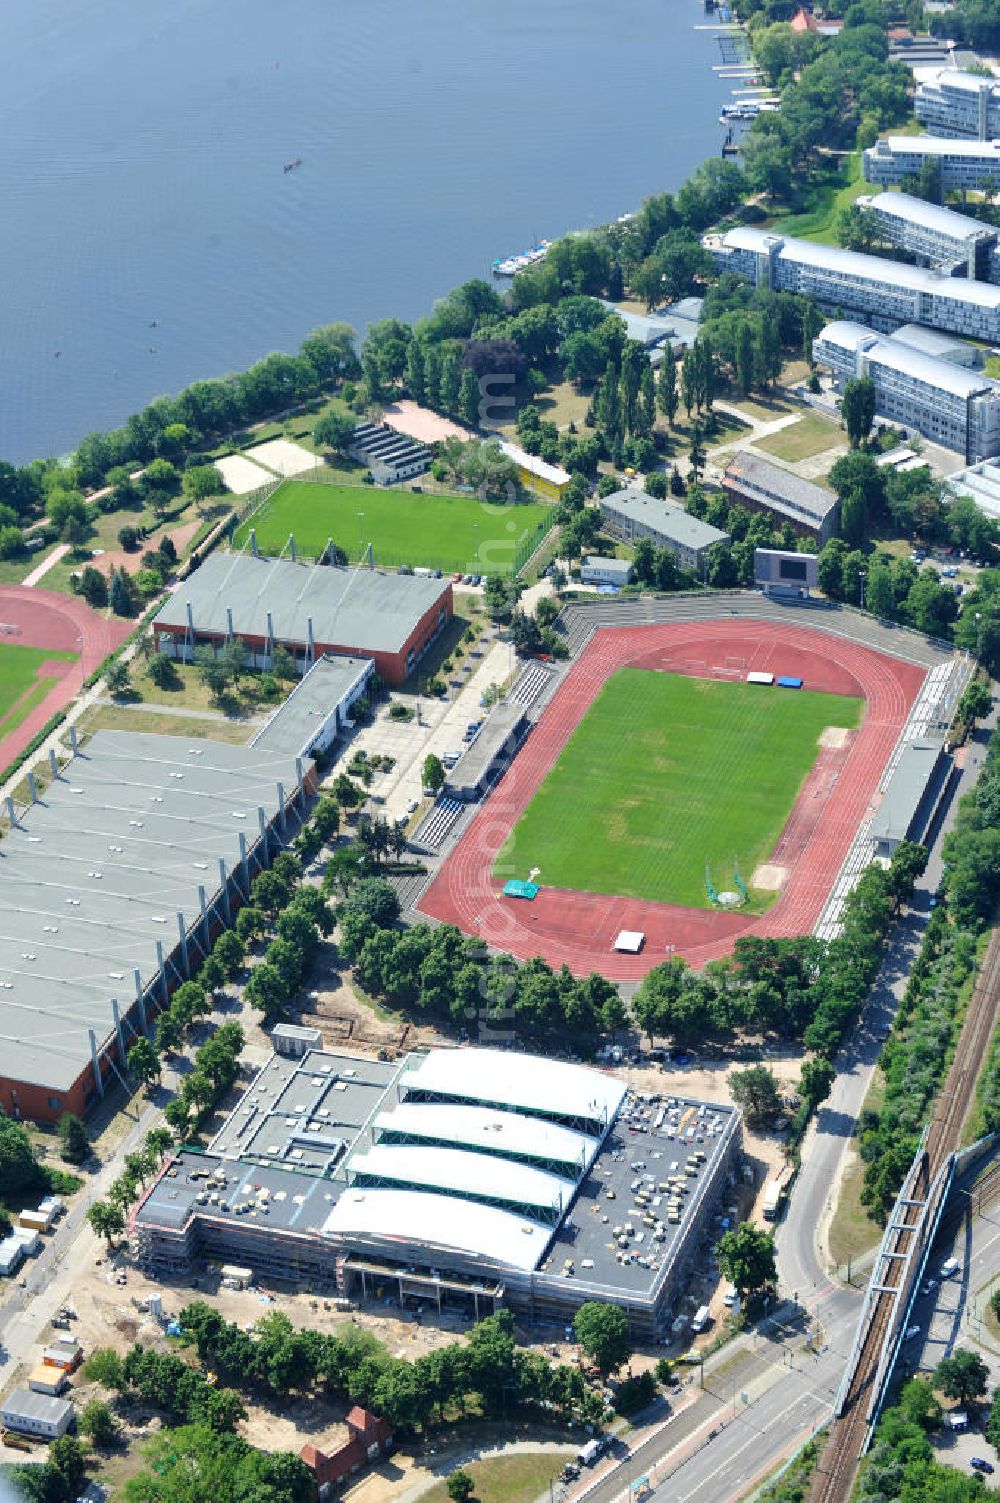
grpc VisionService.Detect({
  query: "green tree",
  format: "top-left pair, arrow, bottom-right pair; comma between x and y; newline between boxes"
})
799,1057 -> 835,1108
841,377 -> 876,449
0,1114 -> 42,1192
459,368 -> 481,428
83,1346 -> 125,1388
959,678 -> 992,723
728,1065 -> 782,1124
105,659 -> 131,697
448,1471 -> 476,1503
574,1300 -> 633,1375
423,753 -> 445,794
440,350 -> 461,414
128,1036 -> 161,1086
80,1396 -> 120,1447
717,1224 -> 777,1296
313,410 -> 356,454
148,652 -> 180,689
183,465 -> 224,502
57,1112 -> 90,1165
87,1199 -> 125,1248
934,1349 -> 990,1407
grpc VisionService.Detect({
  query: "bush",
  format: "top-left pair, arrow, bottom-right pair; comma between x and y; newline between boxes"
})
118,525 -> 141,551
58,1113 -> 89,1164
148,653 -> 181,690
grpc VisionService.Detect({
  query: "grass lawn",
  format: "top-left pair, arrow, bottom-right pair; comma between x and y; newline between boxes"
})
754,412 -> 843,463
418,1452 -> 569,1503
76,703 -> 254,746
232,479 -> 552,575
766,153 -> 866,246
496,669 -> 863,909
0,643 -> 78,744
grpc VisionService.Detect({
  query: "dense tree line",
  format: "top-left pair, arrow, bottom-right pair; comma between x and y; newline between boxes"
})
176,1303 -> 604,1435
858,907 -> 977,1220
336,878 -> 625,1042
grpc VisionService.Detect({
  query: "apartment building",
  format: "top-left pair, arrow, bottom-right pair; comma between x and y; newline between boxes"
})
597,487 -> 728,576
857,191 -> 997,280
864,135 -> 1000,196
915,67 -> 1000,140
813,319 -> 1000,460
703,226 -> 1000,340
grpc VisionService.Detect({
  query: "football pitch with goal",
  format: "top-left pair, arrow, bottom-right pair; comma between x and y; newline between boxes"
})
232,479 -> 551,575
496,669 -> 863,909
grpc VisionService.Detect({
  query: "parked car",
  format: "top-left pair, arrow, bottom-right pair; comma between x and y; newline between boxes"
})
904,1324 -> 921,1341
970,1458 -> 994,1474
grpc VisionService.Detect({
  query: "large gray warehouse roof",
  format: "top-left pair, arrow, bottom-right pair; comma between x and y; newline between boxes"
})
154,553 -> 448,657
0,732 -> 299,1092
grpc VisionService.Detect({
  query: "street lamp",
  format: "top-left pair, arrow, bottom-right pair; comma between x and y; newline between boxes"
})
977,611 -> 984,660
357,512 -> 365,564
859,569 -> 867,612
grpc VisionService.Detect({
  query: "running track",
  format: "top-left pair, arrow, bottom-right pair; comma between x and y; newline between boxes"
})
0,587 -> 131,774
418,619 -> 926,978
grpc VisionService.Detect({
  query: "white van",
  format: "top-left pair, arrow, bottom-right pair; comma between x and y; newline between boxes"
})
691,1304 -> 711,1333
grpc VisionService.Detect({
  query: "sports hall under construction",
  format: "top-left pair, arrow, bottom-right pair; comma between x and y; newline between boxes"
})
132,1043 -> 740,1338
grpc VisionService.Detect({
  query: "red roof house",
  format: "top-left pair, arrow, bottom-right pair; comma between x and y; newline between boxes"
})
301,1408 -> 395,1497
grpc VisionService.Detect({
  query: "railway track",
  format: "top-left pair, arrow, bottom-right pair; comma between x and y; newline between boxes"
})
809,925 -> 1000,1503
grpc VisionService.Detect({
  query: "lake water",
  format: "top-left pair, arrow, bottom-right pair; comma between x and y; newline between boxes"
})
0,0 -> 731,463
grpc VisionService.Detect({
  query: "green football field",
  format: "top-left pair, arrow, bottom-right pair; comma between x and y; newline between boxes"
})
231,479 -> 552,575
0,643 -> 78,745
496,669 -> 863,910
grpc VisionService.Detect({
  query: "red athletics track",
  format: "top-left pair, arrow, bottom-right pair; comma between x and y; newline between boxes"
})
418,618 -> 927,979
0,587 -> 131,774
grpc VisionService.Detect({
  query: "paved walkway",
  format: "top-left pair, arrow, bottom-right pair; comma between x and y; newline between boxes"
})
22,543 -> 70,588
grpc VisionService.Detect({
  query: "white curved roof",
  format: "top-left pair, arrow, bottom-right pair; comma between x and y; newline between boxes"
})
348,1143 -> 571,1215
323,1188 -> 550,1272
374,1102 -> 592,1173
400,1048 -> 625,1129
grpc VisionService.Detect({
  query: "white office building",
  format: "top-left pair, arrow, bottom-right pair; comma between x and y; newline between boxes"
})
857,192 -> 997,280
813,319 -> 1000,460
915,67 -> 1000,140
704,226 -> 1000,340
864,135 -> 1000,196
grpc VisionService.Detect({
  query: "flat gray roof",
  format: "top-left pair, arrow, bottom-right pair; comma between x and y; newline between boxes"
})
711,225 -> 1000,310
583,555 -> 633,579
724,452 -> 839,523
249,654 -> 372,758
816,320 -> 997,400
0,1388 -> 74,1423
862,191 -> 994,244
140,1150 -> 348,1237
893,323 -> 981,361
600,487 -> 729,550
209,1048 -> 400,1172
448,704 -> 528,793
544,1091 -> 737,1296
875,133 -> 1000,161
871,738 -> 946,843
154,553 -> 449,657
0,732 -> 299,1093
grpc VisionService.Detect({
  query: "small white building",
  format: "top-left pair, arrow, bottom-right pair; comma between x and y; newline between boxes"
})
580,556 -> 633,587
0,1236 -> 25,1277
0,1387 -> 75,1439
